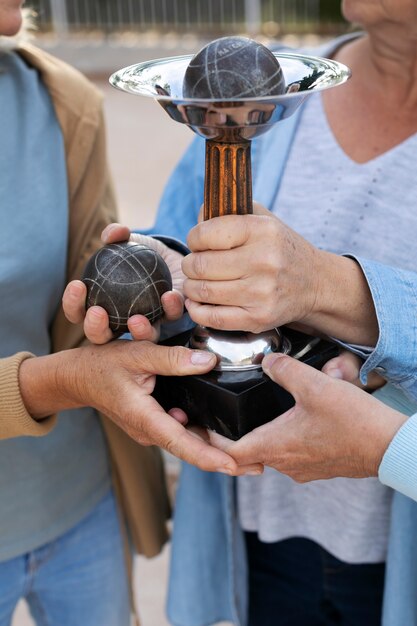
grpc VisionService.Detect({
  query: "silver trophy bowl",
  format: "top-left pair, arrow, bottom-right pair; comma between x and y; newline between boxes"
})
110,51 -> 350,371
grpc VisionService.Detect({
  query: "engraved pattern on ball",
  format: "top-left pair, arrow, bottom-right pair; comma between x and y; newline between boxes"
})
82,242 -> 173,333
183,36 -> 285,99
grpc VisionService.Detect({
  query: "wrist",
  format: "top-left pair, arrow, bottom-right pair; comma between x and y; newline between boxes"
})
304,253 -> 378,345
367,407 -> 408,476
19,349 -> 87,419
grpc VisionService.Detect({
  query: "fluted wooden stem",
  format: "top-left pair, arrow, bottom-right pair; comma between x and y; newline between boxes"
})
204,139 -> 252,220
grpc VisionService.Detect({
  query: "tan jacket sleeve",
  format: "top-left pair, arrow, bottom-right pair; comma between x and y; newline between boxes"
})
0,352 -> 56,439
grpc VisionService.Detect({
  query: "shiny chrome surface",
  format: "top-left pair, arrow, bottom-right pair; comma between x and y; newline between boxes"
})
109,52 -> 351,141
189,326 -> 291,371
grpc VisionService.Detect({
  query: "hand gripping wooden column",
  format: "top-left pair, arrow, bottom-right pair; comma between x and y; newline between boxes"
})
204,138 -> 253,220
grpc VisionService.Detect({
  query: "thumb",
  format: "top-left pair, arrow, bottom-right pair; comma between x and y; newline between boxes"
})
262,353 -> 324,400
132,342 -> 217,377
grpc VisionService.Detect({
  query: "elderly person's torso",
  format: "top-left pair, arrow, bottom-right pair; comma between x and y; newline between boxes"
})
239,0 -> 417,567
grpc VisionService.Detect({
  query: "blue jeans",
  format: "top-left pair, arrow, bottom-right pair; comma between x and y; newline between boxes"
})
0,489 -> 131,626
245,533 -> 385,626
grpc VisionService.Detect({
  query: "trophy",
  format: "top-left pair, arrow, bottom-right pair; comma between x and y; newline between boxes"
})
109,36 -> 350,439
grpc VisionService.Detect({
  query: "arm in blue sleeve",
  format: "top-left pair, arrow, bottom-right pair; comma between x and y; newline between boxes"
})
339,256 -> 417,400
139,136 -> 206,243
379,413 -> 417,500
133,137 -> 205,340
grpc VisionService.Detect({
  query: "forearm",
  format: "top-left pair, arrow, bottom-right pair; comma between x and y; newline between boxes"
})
304,251 -> 379,346
19,349 -> 86,419
0,352 -> 58,439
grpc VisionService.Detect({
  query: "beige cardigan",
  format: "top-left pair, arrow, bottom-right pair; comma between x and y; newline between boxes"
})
0,43 -> 170,558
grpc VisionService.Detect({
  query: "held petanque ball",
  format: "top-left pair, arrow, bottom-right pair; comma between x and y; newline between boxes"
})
82,242 -> 172,334
183,36 -> 285,100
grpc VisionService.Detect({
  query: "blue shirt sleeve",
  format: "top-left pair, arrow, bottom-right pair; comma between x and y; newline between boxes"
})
140,136 -> 205,242
339,256 -> 417,400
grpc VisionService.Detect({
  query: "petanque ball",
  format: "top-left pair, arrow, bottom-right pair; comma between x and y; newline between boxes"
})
82,242 -> 173,334
183,36 -> 285,99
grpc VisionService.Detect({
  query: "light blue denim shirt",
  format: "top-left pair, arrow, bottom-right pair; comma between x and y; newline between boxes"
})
147,33 -> 417,626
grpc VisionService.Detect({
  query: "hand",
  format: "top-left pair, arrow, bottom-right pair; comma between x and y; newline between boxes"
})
19,341 -> 262,476
322,350 -> 387,391
63,223 -> 186,344
182,203 -> 378,346
209,353 -> 406,481
183,203 -> 320,333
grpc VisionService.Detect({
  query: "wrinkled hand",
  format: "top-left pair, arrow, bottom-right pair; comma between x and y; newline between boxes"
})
208,353 -> 406,482
183,203 -> 378,347
63,223 -> 186,344
21,340 -> 262,475
323,350 -> 386,391
182,203 -> 322,333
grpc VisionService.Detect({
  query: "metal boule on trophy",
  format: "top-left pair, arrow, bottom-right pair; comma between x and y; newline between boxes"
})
109,36 -> 350,440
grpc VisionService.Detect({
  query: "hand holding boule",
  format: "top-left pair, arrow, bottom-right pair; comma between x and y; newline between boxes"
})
63,224 -> 186,344
82,241 -> 173,332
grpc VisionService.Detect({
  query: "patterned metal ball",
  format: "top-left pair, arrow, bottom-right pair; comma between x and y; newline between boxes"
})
82,242 -> 172,334
183,36 -> 285,99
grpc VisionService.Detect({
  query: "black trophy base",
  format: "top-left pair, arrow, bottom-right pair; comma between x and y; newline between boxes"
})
153,328 -> 339,440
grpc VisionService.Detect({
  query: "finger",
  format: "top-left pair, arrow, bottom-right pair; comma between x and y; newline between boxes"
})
252,201 -> 272,216
184,278 -> 248,306
186,427 -> 263,475
135,396 -> 240,474
262,353 -> 326,400
101,223 -> 131,244
366,370 -> 387,391
168,407 -> 188,425
231,463 -> 264,476
132,342 -> 217,376
185,299 -> 251,331
208,430 -> 265,474
182,249 -> 250,281
322,352 -> 362,382
322,352 -> 385,391
129,232 -> 165,256
207,429 -> 236,453
161,290 -> 184,321
187,215 -> 255,252
84,306 -> 114,344
62,280 -> 87,324
128,315 -> 160,342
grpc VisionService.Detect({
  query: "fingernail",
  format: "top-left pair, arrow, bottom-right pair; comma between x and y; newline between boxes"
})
326,368 -> 344,380
69,283 -> 84,298
244,470 -> 263,476
89,307 -> 104,323
130,319 -> 146,332
217,464 -> 237,475
191,351 -> 216,365
262,352 -> 285,372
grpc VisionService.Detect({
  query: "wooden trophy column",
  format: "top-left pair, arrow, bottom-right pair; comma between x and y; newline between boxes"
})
204,138 -> 252,220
